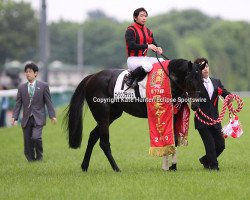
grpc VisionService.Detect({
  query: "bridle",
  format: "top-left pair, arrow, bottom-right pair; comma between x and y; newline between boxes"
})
155,52 -> 200,99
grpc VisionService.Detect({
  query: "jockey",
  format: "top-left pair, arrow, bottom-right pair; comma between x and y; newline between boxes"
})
125,7 -> 163,88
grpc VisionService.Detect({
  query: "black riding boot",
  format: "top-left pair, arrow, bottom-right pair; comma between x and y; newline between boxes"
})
125,66 -> 147,88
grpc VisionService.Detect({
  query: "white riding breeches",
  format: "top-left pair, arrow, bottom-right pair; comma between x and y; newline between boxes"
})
127,56 -> 164,72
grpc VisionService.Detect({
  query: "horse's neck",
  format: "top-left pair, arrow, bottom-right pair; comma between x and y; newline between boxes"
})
169,69 -> 186,99
171,82 -> 183,99
168,60 -> 189,98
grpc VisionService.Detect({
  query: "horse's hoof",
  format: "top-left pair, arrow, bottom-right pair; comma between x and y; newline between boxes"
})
162,167 -> 169,171
169,164 -> 177,171
114,168 -> 121,172
82,167 -> 88,172
81,164 -> 88,172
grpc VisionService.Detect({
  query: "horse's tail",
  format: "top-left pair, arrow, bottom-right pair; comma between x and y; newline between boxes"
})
65,75 -> 92,149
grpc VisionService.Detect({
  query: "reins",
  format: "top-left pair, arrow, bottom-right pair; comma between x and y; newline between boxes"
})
155,53 -> 244,126
155,52 -> 188,98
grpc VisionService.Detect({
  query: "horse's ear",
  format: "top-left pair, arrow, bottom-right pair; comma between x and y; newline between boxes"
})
188,61 -> 193,72
199,62 -> 206,71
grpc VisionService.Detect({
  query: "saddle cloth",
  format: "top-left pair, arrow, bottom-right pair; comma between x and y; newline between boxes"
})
114,70 -> 147,100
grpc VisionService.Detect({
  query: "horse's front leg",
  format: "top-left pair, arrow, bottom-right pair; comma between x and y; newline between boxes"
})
81,126 -> 100,171
169,151 -> 177,171
162,155 -> 170,171
162,151 -> 177,171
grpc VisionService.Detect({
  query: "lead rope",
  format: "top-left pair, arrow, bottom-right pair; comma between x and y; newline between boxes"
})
195,94 -> 243,125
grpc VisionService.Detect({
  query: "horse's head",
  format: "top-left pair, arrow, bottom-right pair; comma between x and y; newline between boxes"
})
168,59 -> 205,111
185,61 -> 205,111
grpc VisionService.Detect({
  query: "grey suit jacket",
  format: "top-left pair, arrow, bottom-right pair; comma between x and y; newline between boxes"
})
12,81 -> 56,127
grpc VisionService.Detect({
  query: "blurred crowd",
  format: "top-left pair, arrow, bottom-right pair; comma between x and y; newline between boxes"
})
0,85 -> 10,127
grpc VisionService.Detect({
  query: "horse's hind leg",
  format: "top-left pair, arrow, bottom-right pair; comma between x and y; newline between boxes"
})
99,107 -> 123,172
81,126 -> 100,172
97,122 -> 120,172
88,99 -> 122,172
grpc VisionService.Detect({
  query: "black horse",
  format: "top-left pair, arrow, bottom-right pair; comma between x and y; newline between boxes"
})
65,59 -> 204,172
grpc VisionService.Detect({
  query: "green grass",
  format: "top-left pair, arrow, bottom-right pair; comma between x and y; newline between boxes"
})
1,98 -> 250,200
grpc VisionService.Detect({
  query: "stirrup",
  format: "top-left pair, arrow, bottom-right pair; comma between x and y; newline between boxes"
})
125,79 -> 138,91
131,79 -> 138,88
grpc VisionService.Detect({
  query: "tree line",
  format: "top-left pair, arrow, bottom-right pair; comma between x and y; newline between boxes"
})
1,0 -> 250,90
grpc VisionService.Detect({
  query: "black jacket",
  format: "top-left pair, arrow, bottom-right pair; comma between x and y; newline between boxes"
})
194,77 -> 230,129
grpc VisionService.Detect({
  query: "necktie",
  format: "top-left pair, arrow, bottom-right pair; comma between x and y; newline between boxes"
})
204,79 -> 209,91
29,83 -> 34,97
204,79 -> 212,99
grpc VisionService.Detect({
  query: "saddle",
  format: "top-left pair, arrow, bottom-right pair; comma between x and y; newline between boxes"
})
114,70 -> 147,99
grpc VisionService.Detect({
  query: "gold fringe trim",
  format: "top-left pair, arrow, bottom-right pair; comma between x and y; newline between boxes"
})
177,136 -> 188,147
149,146 -> 176,157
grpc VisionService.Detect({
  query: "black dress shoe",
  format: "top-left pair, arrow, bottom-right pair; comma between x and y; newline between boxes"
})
202,165 -> 219,171
208,166 -> 219,171
199,158 -> 209,168
36,157 -> 43,161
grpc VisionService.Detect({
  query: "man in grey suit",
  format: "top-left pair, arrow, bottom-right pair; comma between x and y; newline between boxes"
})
12,63 -> 57,162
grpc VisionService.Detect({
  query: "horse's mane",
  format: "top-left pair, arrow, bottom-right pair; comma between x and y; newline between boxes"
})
168,58 -> 203,98
167,59 -> 189,98
168,59 -> 188,74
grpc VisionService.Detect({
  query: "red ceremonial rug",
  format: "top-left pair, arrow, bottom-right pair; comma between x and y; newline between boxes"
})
146,60 -> 176,156
174,103 -> 190,146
